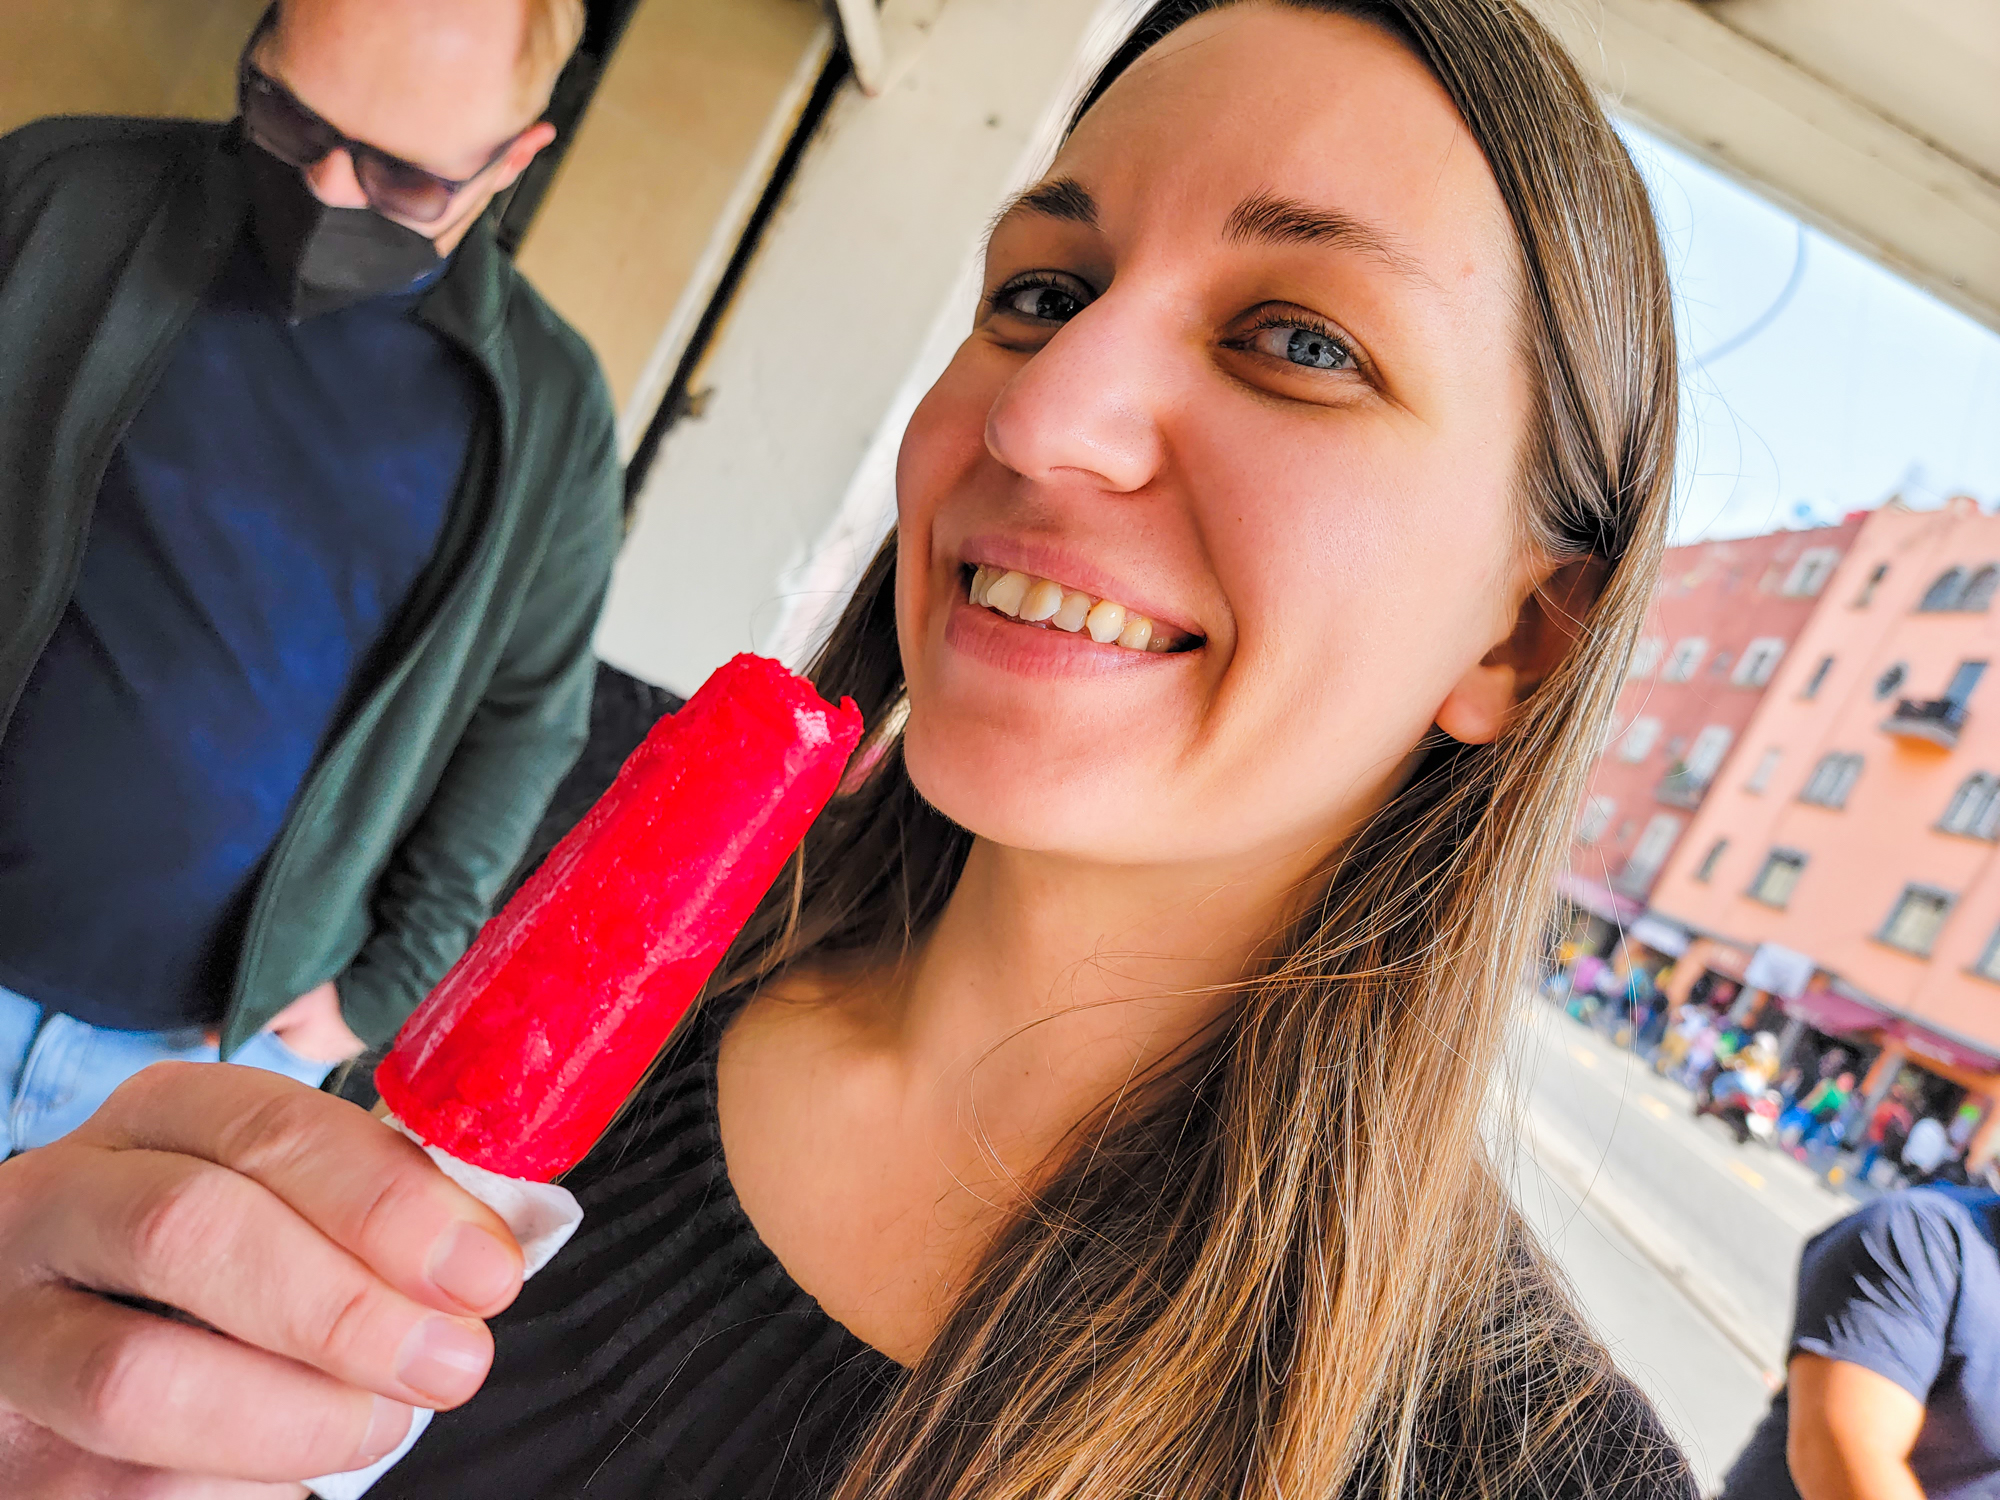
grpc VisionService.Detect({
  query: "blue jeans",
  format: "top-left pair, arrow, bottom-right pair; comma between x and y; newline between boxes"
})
0,983 -> 335,1158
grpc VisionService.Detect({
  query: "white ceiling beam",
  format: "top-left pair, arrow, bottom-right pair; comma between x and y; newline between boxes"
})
1530,0 -> 2000,333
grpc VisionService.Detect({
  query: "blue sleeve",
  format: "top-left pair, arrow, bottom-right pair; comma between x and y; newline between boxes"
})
1791,1193 -> 1963,1401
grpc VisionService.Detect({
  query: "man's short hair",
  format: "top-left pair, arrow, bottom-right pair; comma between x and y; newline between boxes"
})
521,0 -> 586,113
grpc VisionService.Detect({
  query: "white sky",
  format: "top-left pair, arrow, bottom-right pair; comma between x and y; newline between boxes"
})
1621,128 -> 2000,547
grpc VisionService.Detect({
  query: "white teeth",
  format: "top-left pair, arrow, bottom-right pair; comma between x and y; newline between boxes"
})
1084,599 -> 1126,644
983,570 -> 1030,617
1020,578 -> 1065,622
966,564 -> 1188,655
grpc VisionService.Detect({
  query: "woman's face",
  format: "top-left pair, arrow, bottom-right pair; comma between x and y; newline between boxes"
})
896,2 -> 1540,874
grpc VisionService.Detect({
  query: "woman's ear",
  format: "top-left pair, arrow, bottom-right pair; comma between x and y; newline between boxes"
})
1435,555 -> 1609,745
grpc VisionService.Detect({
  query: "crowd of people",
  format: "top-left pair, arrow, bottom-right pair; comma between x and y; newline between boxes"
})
1543,944 -> 1996,1192
1547,942 -> 2000,1497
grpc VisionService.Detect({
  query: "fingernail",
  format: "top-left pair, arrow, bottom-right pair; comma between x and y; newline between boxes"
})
396,1317 -> 490,1406
357,1395 -> 413,1463
427,1221 -> 518,1310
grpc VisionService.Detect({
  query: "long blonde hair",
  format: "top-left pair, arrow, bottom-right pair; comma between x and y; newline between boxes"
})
707,2 -> 1680,1494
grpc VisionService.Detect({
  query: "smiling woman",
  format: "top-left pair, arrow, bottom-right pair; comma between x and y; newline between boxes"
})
0,1 -> 1684,1497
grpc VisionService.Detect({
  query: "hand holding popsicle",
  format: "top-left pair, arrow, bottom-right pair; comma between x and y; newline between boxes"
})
310,655 -> 862,1493
0,655 -> 860,1495
0,1062 -> 519,1487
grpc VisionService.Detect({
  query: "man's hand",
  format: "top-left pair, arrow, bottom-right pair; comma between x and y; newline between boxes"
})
1787,1353 -> 1927,1500
267,982 -> 367,1064
0,1063 -> 524,1485
0,1409 -> 309,1498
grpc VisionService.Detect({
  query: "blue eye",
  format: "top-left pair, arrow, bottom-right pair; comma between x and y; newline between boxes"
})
1250,323 -> 1353,370
996,279 -> 1087,323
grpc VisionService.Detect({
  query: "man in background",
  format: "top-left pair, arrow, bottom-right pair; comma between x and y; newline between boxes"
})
0,0 -> 622,1152
1720,1184 -> 2000,1499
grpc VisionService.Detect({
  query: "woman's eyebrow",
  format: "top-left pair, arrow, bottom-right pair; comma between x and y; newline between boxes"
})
990,176 -> 1099,234
1223,191 -> 1434,285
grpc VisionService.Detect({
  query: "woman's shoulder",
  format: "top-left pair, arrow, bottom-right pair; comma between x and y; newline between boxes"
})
1411,1351 -> 1697,1499
1402,1224 -> 1699,1500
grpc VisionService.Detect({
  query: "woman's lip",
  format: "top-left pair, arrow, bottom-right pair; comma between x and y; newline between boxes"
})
953,534 -> 1203,642
943,595 -> 1197,679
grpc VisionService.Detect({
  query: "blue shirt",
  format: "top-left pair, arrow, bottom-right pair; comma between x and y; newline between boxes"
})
1722,1187 -> 2000,1499
0,234 -> 479,1030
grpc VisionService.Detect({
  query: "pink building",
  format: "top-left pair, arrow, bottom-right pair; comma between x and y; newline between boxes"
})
1648,498 -> 2000,1163
1563,518 -> 1864,935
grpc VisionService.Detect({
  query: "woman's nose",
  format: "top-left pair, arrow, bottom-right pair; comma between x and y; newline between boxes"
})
983,300 -> 1170,495
302,148 -> 372,209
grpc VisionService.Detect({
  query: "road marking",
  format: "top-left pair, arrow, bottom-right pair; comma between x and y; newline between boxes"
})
1522,1109 -> 1784,1381
1639,1096 -> 1671,1120
1568,1046 -> 1598,1068
1728,1161 -> 1765,1189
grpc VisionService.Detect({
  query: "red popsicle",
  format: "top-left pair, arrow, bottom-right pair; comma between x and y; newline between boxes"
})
375,653 -> 864,1182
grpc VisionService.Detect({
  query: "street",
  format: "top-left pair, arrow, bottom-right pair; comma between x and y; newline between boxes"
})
1508,1003 -> 1860,1492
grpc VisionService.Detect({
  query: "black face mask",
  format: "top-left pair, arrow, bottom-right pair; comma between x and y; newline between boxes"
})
242,141 -> 444,322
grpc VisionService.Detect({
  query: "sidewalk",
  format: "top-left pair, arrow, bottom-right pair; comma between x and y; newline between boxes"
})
1513,1004 -> 1862,1489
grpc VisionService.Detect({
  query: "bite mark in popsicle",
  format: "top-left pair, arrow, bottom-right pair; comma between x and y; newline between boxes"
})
375,653 -> 864,1182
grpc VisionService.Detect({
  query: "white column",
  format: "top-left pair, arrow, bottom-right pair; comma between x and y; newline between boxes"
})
594,0 -> 1141,693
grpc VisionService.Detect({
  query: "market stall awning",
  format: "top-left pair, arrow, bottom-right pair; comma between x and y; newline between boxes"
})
1628,913 -> 1691,957
1782,985 -> 1894,1037
1886,1019 -> 2000,1078
1557,871 -> 1645,925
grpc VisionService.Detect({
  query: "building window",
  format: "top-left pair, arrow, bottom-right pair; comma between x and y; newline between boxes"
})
1746,747 -> 1782,793
1618,716 -> 1662,763
1874,662 -> 1908,700
1965,566 -> 2000,613
1915,565 -> 2000,614
1661,637 -> 1708,683
1801,655 -> 1835,699
1682,725 -> 1735,786
1946,660 -> 1989,708
1694,838 -> 1729,882
1879,885 -> 1953,957
1854,562 -> 1889,607
1576,795 -> 1615,845
1781,548 -> 1841,598
1748,849 -> 1807,908
1628,637 -> 1665,679
1800,752 -> 1864,809
1732,637 -> 1787,688
1617,813 -> 1683,895
1974,926 -> 2000,983
1919,567 -> 1969,612
1938,773 -> 2000,839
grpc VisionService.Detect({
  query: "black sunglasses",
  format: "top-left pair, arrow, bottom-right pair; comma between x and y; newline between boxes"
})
236,40 -> 527,224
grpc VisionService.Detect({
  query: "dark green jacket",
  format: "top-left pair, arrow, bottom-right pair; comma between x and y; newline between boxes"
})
0,116 -> 623,1054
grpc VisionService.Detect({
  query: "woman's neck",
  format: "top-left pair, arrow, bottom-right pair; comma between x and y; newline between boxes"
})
718,835 -> 1329,1364
859,837 -> 1318,1160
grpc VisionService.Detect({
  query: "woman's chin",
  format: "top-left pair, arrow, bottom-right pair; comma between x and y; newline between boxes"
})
901,721 -> 1157,862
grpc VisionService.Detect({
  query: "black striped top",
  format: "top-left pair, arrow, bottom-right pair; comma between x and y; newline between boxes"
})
372,1002 -> 1697,1500
374,1008 -> 902,1500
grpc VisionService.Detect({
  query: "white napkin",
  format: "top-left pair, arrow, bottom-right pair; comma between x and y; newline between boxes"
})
305,1119 -> 583,1499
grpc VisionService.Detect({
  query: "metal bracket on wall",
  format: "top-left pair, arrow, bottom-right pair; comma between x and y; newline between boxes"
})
828,0 -> 951,97
830,0 -> 887,94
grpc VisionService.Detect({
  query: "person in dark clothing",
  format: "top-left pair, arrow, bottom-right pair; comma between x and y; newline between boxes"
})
1721,1186 -> 2000,1499
0,1 -> 1699,1497
0,0 -> 620,1154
